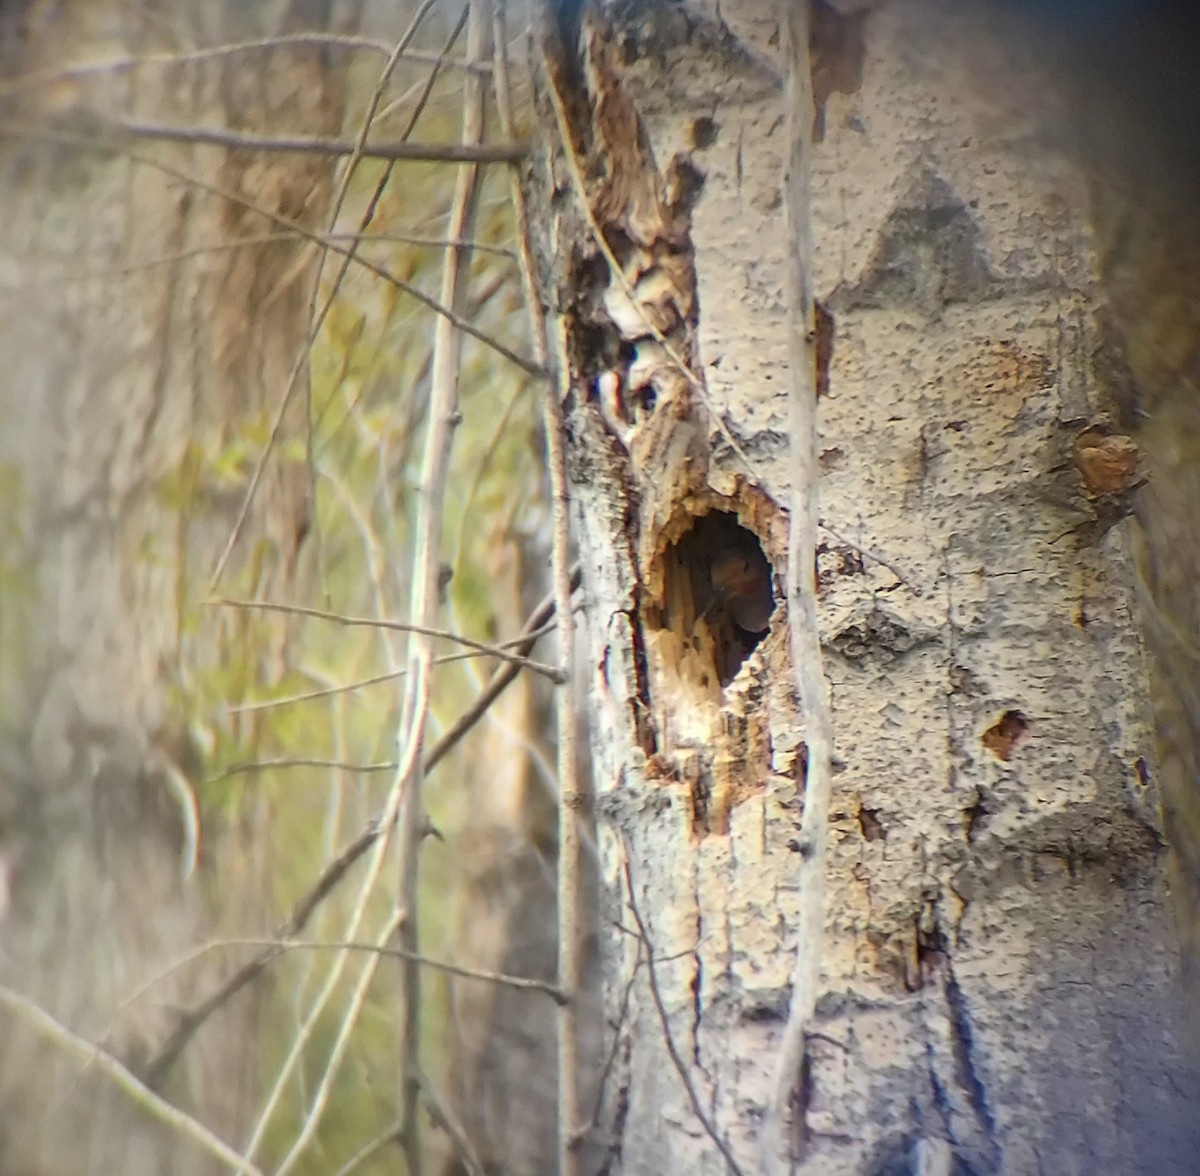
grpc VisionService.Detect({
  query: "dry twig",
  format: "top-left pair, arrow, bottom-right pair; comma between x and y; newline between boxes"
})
762,4 -> 834,1169
271,912 -> 407,1176
239,663 -> 429,1164
139,572 -> 576,1088
396,7 -> 487,1171
0,986 -> 265,1176
208,596 -> 565,681
111,117 -> 524,163
208,0 -> 444,590
622,862 -> 745,1176
0,126 -> 532,379
0,33 -> 488,103
329,1119 -> 403,1176
495,7 -> 586,1170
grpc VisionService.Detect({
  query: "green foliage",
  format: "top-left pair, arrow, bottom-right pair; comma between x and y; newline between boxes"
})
154,94 -> 543,1173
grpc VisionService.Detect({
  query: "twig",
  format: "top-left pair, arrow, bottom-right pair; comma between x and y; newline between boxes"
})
329,1118 -> 404,1176
0,985 -> 265,1176
239,14 -> 459,1164
0,127 -> 542,381
419,1065 -> 487,1176
139,574 -> 576,1088
0,230 -> 514,293
268,938 -> 568,1000
396,8 -> 487,1171
495,8 -> 585,1170
109,117 -> 525,163
300,0 -> 467,617
141,817 -> 382,1089
210,757 -> 397,779
582,929 -> 642,1141
207,596 -> 565,681
225,625 -> 555,714
819,517 -> 917,593
271,911 -> 406,1176
228,668 -> 409,713
0,33 -> 489,102
449,375 -> 530,581
329,1119 -> 404,1176
206,0 -> 444,591
622,862 -> 745,1176
550,177 -> 587,1176
763,4 -> 834,1170
113,936 -> 565,1041
240,664 -> 430,1164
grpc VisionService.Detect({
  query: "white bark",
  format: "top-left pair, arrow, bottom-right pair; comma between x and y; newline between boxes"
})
530,1 -> 1198,1173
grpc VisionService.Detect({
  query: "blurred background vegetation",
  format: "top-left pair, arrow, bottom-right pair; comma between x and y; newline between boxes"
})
0,2 -> 566,1174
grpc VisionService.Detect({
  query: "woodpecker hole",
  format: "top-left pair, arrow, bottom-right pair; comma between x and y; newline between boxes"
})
981,710 -> 1029,761
644,510 -> 776,688
858,804 -> 886,842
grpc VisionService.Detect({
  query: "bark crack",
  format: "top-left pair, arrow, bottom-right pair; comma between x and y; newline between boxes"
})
690,905 -> 704,1068
943,963 -> 999,1159
915,896 -> 1001,1173
925,1038 -> 955,1141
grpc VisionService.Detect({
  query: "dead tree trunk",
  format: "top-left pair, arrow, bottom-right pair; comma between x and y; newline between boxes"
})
526,1 -> 1199,1173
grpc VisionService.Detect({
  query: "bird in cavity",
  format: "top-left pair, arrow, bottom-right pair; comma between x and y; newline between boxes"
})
702,541 -> 775,635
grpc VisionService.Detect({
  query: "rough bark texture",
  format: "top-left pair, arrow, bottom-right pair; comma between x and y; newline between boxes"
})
529,1 -> 1199,1173
0,2 -> 351,1171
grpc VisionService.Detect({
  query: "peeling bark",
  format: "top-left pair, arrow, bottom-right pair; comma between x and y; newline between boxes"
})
528,1 -> 1199,1173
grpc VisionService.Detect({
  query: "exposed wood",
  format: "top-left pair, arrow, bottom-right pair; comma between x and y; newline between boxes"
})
527,0 -> 1199,1172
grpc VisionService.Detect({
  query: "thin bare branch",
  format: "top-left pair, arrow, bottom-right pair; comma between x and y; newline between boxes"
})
254,938 -> 568,1000
241,659 -> 429,1163
299,0 -> 469,610
211,757 -> 397,779
0,33 -> 489,103
0,127 -> 543,381
109,117 -> 524,163
450,376 -> 531,579
235,26 -> 470,1150
819,518 -> 916,592
228,670 -> 408,713
0,986 -> 265,1176
208,596 -> 565,681
622,862 -> 746,1176
763,4 -> 833,1170
139,574 -> 576,1089
420,1066 -> 487,1176
583,933 -> 642,1142
329,1119 -> 403,1176
397,7 -> 487,1170
5,231 -> 516,290
272,912 -> 406,1176
226,622 -> 556,714
142,816 -> 386,1089
495,6 -> 584,1172
431,563 -> 578,752
271,912 -> 405,1176
207,0 -> 442,592
112,935 -> 565,1062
